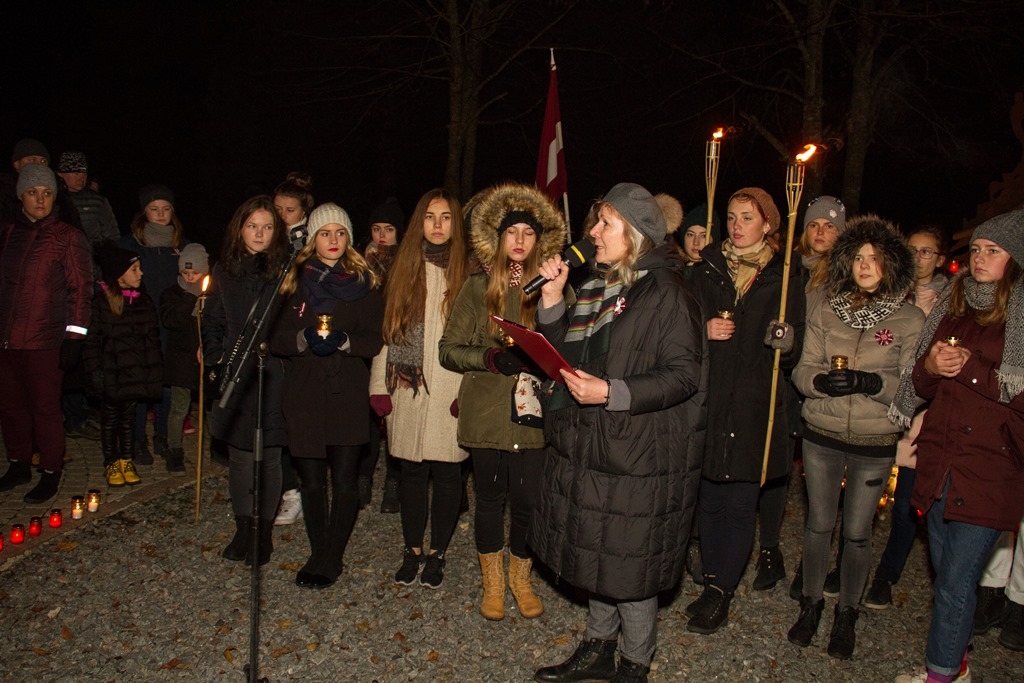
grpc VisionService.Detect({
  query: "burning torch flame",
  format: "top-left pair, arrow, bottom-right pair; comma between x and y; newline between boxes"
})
201,275 -> 210,293
796,144 -> 817,163
712,128 -> 724,141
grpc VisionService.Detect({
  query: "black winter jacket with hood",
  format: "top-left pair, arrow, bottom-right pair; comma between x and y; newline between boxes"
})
82,289 -> 162,402
529,244 -> 708,601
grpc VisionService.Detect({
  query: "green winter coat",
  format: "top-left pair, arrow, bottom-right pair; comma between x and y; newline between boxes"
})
439,273 -> 545,451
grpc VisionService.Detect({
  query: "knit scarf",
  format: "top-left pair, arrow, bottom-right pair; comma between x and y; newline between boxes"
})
889,273 -> 1024,427
385,241 -> 452,396
177,275 -> 202,297
300,257 -> 371,314
142,222 -> 175,247
828,292 -> 906,329
481,260 -> 523,287
722,240 -> 775,303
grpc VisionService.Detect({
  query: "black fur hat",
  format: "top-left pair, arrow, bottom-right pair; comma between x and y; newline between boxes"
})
825,214 -> 915,298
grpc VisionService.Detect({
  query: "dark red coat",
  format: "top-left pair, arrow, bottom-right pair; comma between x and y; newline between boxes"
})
0,211 -> 92,348
911,311 -> 1024,531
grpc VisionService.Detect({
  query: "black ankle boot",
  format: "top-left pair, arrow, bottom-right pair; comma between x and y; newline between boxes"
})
245,518 -> 274,567
827,605 -> 859,659
789,560 -> 804,601
23,470 -> 61,504
222,516 -> 252,561
611,658 -> 649,683
788,595 -> 825,647
0,460 -> 33,491
753,545 -> 786,591
974,586 -> 1008,635
534,637 -> 617,682
686,585 -> 733,634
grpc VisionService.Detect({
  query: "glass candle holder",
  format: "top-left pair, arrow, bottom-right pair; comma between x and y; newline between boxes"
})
717,310 -> 734,320
830,355 -> 849,371
28,517 -> 42,537
0,532 -> 4,551
71,496 -> 85,520
49,509 -> 63,528
944,336 -> 962,348
11,524 -> 25,544
87,490 -> 101,513
317,314 -> 332,338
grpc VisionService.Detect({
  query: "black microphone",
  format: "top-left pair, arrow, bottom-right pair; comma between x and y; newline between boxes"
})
289,223 -> 308,253
523,239 -> 596,295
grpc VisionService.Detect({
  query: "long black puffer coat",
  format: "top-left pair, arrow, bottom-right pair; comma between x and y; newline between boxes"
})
529,245 -> 708,601
690,245 -> 805,483
202,254 -> 287,451
82,290 -> 162,402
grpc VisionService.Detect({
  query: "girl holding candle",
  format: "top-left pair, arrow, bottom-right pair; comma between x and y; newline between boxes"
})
438,182 -> 568,620
687,187 -> 805,635
203,196 -> 290,567
272,171 -> 315,527
369,188 -> 472,590
273,203 -> 384,588
82,241 -> 164,488
891,210 -> 1024,683
788,216 -> 922,658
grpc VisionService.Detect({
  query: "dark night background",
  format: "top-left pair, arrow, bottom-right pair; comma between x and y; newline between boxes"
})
3,1 -> 1023,257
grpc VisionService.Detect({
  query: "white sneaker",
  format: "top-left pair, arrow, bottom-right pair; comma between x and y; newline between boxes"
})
274,489 -> 303,526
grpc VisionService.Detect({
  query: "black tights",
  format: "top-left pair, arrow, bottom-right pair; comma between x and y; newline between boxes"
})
293,445 -> 362,580
100,399 -> 137,465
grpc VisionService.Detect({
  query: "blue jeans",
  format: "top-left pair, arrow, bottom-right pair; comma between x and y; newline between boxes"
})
924,480 -> 1000,676
875,466 -> 919,584
801,441 -> 893,607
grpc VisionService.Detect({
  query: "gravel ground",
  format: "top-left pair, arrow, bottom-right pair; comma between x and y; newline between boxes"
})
1,472 -> 1021,682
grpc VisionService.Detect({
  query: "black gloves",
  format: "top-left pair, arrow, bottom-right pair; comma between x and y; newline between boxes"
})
485,347 -> 530,376
59,338 -> 83,371
813,369 -> 884,397
303,327 -> 348,357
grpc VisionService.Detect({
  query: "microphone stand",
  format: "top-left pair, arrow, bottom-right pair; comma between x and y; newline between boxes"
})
216,225 -> 306,683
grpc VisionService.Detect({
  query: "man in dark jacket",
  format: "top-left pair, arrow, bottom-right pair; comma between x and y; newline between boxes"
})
0,163 -> 93,503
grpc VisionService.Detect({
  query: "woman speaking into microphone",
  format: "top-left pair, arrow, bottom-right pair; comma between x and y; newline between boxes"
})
529,183 -> 706,683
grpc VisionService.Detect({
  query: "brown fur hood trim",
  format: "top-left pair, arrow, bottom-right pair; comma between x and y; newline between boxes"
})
825,214 -> 915,297
464,182 -> 568,266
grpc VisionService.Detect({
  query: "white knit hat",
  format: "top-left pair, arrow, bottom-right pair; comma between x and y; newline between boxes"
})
307,202 -> 354,245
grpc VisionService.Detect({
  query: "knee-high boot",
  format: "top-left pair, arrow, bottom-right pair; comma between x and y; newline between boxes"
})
320,483 -> 360,581
296,485 -> 329,581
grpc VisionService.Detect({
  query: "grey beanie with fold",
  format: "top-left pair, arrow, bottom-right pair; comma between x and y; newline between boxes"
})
16,163 -> 57,196
602,182 -> 667,244
971,209 -> 1024,268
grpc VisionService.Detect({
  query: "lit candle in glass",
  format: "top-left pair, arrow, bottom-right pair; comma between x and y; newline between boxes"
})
717,310 -> 734,320
317,314 -> 333,338
28,517 -> 42,537
71,496 -> 85,520
831,355 -> 849,371
944,336 -> 962,348
87,490 -> 101,513
0,532 -> 4,551
11,524 -> 25,544
49,509 -> 63,528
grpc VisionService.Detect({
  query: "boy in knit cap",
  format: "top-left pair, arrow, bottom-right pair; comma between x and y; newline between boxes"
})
159,242 -> 210,473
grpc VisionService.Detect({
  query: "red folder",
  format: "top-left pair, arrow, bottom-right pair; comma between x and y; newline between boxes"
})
491,315 -> 578,383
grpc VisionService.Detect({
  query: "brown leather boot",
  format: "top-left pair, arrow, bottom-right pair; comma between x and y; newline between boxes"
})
508,553 -> 544,618
478,551 -> 506,620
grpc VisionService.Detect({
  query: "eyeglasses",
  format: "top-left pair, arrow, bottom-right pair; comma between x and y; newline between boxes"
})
909,247 -> 939,259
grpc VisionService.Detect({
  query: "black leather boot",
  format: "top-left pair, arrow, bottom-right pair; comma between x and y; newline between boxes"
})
788,595 -> 825,647
611,657 -> 649,683
245,518 -> 274,567
686,585 -> 733,634
296,485 -> 329,587
0,460 -> 32,491
753,545 -> 786,591
827,605 -> 859,659
222,516 -> 252,561
24,470 -> 61,504
534,637 -> 617,682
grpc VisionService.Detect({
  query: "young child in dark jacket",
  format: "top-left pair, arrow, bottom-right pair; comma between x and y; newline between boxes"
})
83,241 -> 162,486
159,243 -> 209,473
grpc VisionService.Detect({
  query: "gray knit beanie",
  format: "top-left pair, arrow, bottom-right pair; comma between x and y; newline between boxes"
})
971,209 -> 1024,268
804,195 -> 847,233
16,163 -> 57,196
178,243 -> 210,273
602,182 -> 667,243
307,202 -> 354,245
139,183 -> 175,210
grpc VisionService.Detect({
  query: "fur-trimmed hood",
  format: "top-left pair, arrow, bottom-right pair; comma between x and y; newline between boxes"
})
825,214 -> 915,297
464,182 -> 568,266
